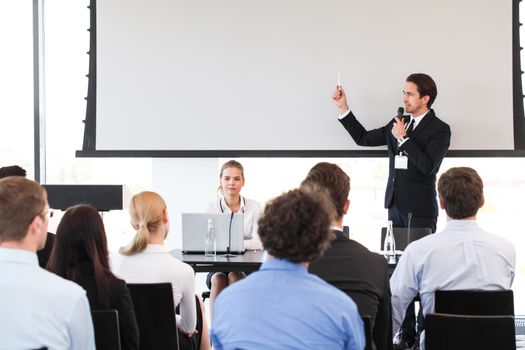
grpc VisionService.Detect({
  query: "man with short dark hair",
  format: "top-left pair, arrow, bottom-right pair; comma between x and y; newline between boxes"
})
390,167 -> 515,350
333,73 -> 451,348
211,189 -> 365,350
333,73 -> 450,233
0,176 -> 95,349
304,162 -> 392,350
0,164 -> 55,268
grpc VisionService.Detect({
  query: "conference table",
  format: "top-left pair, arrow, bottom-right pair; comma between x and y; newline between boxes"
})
171,248 -> 399,275
170,249 -> 266,273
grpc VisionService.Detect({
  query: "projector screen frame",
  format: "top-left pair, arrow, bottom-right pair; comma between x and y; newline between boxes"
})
79,0 -> 525,158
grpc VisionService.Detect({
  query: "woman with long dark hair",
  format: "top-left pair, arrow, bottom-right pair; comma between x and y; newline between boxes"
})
47,204 -> 139,350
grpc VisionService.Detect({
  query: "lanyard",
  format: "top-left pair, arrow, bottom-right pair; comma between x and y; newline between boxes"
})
219,196 -> 246,213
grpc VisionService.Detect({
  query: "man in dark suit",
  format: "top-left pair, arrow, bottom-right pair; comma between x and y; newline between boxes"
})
332,73 -> 450,233
303,162 -> 392,350
332,74 -> 451,349
0,165 -> 55,268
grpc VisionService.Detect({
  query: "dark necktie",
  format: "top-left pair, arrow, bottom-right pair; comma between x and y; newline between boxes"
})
406,119 -> 414,136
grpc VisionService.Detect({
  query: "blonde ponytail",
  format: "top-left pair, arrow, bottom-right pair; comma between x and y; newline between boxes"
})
121,191 -> 166,255
120,223 -> 150,255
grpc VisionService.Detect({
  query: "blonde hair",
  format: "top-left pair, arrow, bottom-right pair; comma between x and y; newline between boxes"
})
218,160 -> 245,195
120,191 -> 166,255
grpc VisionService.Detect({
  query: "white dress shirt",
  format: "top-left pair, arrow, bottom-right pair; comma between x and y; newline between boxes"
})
0,247 -> 95,350
110,244 -> 197,334
205,195 -> 262,250
390,220 -> 515,349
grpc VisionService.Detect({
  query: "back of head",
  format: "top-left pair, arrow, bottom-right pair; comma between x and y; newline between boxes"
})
47,204 -> 114,306
48,204 -> 110,273
300,162 -> 350,220
121,191 -> 166,255
258,189 -> 333,263
0,177 -> 47,243
406,73 -> 438,108
0,165 -> 27,179
438,167 -> 484,219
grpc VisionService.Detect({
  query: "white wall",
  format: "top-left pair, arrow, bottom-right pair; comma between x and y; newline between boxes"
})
152,158 -> 218,249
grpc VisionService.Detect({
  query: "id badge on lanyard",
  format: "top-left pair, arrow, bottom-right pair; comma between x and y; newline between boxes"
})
395,152 -> 408,170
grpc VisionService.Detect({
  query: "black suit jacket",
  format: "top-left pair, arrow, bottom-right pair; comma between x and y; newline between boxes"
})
309,230 -> 392,350
76,265 -> 140,350
339,110 -> 450,217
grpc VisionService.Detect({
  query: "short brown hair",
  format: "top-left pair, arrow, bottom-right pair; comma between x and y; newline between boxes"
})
258,189 -> 333,263
0,177 -> 47,242
406,73 -> 437,108
300,162 -> 350,219
0,165 -> 27,178
438,167 -> 483,219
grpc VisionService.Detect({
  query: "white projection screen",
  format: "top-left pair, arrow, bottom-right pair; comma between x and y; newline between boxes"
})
81,0 -> 525,156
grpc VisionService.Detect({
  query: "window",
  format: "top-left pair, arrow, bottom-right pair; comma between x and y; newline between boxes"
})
0,0 -> 34,175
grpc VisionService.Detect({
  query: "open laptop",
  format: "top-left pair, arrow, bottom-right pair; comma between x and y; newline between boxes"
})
181,213 -> 245,254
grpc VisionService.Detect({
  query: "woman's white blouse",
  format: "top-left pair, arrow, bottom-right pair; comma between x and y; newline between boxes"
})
205,195 -> 262,250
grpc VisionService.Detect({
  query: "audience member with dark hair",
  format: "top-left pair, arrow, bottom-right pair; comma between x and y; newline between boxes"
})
0,165 -> 27,177
0,177 -> 94,349
111,191 -> 211,350
212,189 -> 365,350
47,204 -> 139,350
304,162 -> 393,350
390,167 -> 516,350
204,160 -> 263,320
0,164 -> 55,268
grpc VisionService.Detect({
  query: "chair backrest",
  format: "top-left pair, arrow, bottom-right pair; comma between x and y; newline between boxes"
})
92,309 -> 121,350
380,227 -> 432,251
127,283 -> 179,350
361,315 -> 374,350
425,313 -> 516,350
434,289 -> 514,316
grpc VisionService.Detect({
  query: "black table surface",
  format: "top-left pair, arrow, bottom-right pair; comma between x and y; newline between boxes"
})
170,249 -> 265,273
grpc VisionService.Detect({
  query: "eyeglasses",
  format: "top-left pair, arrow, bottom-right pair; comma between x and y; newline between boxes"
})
40,210 -> 54,219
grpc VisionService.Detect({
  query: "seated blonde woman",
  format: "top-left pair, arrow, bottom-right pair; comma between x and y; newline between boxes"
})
204,160 -> 262,320
111,191 -> 210,350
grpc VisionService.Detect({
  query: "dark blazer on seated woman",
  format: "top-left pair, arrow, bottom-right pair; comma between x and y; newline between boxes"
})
47,204 -> 139,350
76,263 -> 139,350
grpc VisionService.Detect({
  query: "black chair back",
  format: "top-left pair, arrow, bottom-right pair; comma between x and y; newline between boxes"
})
380,227 -> 432,251
425,313 -> 516,350
127,283 -> 179,350
434,289 -> 514,316
92,309 -> 121,350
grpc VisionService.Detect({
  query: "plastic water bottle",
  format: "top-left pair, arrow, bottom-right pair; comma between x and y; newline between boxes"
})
205,218 -> 216,257
383,220 -> 396,264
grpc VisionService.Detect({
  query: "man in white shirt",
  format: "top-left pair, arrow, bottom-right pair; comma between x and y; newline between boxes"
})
390,167 -> 516,349
0,176 -> 95,350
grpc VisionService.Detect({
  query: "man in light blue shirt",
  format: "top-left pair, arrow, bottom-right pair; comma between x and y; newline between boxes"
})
211,189 -> 365,350
0,177 -> 95,350
390,167 -> 515,349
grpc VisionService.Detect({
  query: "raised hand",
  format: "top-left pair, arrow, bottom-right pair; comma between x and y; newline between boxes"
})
332,86 -> 350,114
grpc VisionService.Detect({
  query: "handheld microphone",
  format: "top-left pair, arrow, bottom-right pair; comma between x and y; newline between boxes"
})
397,107 -> 404,119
